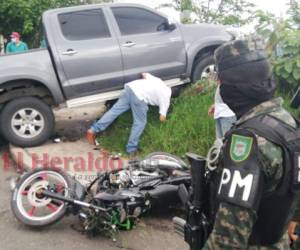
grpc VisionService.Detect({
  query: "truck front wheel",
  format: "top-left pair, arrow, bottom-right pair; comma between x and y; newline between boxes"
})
1,97 -> 54,147
192,54 -> 217,84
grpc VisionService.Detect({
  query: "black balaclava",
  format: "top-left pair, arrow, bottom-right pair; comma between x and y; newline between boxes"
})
215,40 -> 276,119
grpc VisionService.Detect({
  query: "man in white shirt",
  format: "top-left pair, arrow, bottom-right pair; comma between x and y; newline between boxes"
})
86,73 -> 172,156
208,84 -> 236,139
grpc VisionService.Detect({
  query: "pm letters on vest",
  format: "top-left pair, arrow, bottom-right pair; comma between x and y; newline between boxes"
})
218,168 -> 254,202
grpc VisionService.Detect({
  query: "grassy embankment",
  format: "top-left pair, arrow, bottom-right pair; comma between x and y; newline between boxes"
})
98,81 -> 299,157
98,81 -> 216,157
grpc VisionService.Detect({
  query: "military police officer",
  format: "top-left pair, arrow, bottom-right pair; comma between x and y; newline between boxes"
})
202,40 -> 300,249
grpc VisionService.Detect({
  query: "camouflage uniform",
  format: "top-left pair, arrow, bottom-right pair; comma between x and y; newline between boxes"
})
203,97 -> 297,250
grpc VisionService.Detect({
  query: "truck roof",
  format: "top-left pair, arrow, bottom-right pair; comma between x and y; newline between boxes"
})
43,3 -> 168,19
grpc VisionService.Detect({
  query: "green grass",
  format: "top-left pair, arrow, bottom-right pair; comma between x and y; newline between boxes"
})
98,82 -> 216,157
278,91 -> 300,118
98,81 -> 299,157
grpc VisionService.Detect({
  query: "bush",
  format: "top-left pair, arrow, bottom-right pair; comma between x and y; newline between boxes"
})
273,30 -> 300,90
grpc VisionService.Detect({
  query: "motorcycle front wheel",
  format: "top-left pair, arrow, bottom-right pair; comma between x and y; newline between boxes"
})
11,168 -> 71,227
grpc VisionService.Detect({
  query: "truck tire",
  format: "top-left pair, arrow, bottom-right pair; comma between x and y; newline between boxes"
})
192,54 -> 216,83
0,97 -> 54,147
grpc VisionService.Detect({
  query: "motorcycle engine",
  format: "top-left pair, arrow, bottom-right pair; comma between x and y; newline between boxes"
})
109,169 -> 160,187
109,170 -> 131,187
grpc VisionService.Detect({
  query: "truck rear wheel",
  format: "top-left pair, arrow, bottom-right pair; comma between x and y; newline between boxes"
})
0,97 -> 54,147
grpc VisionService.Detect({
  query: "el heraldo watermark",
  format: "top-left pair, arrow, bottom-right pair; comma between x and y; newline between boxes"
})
2,151 -> 125,173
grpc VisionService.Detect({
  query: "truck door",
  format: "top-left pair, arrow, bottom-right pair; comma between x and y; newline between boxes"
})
53,8 -> 123,98
109,6 -> 186,83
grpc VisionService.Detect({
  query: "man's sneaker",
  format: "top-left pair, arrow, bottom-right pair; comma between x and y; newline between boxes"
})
86,129 -> 96,145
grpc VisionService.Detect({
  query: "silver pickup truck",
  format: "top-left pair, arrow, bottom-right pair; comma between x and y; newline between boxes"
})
0,3 -> 232,147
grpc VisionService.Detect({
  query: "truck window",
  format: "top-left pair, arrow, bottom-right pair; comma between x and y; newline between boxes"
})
111,7 -> 168,36
58,9 -> 111,40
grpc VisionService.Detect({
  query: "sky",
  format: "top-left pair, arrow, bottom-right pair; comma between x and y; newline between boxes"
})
116,0 -> 290,20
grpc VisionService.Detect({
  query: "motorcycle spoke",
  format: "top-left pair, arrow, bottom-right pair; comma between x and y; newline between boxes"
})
47,203 -> 58,212
27,206 -> 36,217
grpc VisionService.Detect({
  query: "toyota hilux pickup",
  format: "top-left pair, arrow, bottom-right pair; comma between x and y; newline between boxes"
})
0,3 -> 233,147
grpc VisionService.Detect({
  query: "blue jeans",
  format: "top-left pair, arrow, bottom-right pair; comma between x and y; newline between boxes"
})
215,116 -> 236,139
90,87 -> 148,153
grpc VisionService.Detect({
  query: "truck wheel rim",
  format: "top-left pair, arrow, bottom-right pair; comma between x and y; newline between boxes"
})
201,64 -> 217,80
11,108 -> 45,139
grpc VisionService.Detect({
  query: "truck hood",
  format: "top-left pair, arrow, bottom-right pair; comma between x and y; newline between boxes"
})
177,23 -> 233,49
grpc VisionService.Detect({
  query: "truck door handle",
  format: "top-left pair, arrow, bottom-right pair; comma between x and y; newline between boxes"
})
122,42 -> 136,48
62,49 -> 78,55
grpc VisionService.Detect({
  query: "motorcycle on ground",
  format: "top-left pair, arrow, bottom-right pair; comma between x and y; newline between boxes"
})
11,152 -> 191,239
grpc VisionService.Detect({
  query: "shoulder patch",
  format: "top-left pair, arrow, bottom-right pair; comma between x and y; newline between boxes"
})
230,134 -> 253,162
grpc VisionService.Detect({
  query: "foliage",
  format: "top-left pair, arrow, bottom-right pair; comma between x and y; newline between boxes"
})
254,1 -> 300,90
253,10 -> 289,54
193,0 -> 255,26
158,0 -> 194,12
0,0 -> 111,48
99,81 -> 216,157
277,90 -> 300,118
159,0 -> 256,26
0,0 -> 82,47
287,0 -> 300,28
273,30 -> 300,89
158,0 -> 194,23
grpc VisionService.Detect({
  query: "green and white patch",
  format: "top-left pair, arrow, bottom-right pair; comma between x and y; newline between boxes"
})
230,134 -> 253,162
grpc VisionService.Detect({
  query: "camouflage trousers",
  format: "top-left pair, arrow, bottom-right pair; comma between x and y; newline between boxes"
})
202,203 -> 292,250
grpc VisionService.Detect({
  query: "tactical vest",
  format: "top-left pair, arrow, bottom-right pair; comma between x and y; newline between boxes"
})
224,114 -> 300,245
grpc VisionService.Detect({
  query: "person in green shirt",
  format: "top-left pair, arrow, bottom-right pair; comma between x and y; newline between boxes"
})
6,32 -> 28,54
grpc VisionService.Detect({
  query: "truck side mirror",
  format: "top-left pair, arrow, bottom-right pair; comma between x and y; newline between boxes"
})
168,23 -> 177,31
157,22 -> 177,32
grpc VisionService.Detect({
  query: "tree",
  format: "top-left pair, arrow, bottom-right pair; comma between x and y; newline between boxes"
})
254,10 -> 289,54
158,0 -> 193,12
272,0 -> 300,90
0,0 -> 82,47
253,1 -> 300,90
287,0 -> 300,28
159,0 -> 256,26
273,30 -> 300,90
193,0 -> 255,26
0,0 -> 111,48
